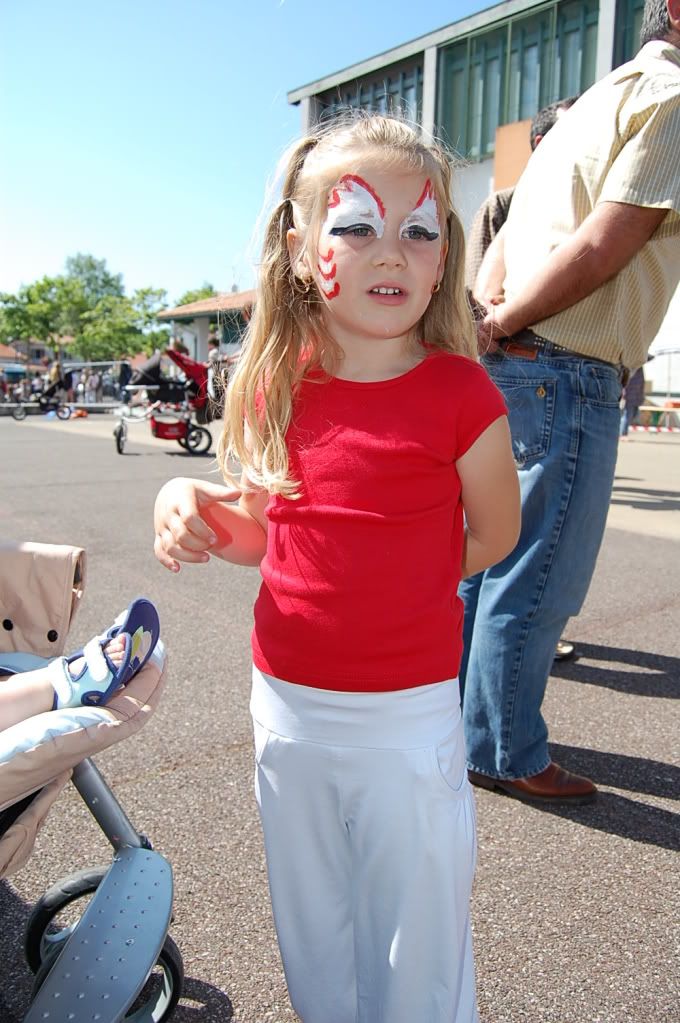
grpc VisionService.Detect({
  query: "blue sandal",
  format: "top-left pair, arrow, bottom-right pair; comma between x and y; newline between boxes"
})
49,597 -> 160,709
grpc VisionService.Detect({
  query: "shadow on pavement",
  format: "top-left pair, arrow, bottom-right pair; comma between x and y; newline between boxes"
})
609,482 -> 680,513
545,744 -> 680,852
550,742 -> 680,800
170,977 -> 234,1020
552,642 -> 679,698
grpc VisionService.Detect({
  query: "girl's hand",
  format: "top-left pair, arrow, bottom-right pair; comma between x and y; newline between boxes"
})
154,477 -> 242,572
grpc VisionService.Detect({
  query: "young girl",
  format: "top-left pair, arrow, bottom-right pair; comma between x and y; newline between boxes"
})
154,115 -> 520,1023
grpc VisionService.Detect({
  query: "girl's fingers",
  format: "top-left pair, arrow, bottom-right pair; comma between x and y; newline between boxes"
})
154,533 -> 180,572
171,507 -> 216,548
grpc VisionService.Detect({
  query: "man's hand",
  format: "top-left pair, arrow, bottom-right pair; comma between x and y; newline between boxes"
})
476,298 -> 514,356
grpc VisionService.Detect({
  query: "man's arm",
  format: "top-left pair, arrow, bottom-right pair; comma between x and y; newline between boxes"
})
473,225 -> 507,307
480,200 -> 669,344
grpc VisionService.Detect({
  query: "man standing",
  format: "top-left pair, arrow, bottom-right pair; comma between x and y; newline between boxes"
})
462,0 -> 680,805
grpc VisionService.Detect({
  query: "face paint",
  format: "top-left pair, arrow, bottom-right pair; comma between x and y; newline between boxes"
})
398,179 -> 440,242
325,175 -> 386,237
317,175 -> 387,300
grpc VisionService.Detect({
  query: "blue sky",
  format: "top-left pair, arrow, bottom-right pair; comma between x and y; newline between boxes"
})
1,0 -> 488,304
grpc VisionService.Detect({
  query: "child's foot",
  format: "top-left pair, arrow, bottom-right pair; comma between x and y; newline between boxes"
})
50,598 -> 161,709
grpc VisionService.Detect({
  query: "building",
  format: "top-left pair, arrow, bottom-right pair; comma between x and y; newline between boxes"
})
288,0 -> 647,225
157,290 -> 255,362
287,0 -> 680,394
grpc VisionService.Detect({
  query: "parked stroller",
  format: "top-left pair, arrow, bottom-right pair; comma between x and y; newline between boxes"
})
12,379 -> 71,421
114,351 -> 213,455
0,541 -> 184,1022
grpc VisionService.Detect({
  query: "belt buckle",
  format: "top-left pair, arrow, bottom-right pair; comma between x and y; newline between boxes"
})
504,342 -> 538,360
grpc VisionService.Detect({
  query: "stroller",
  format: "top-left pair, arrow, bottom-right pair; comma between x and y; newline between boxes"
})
0,541 -> 184,1022
12,379 -> 72,422
113,351 -> 213,455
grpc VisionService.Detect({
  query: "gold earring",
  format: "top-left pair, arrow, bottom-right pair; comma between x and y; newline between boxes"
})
431,281 -> 441,294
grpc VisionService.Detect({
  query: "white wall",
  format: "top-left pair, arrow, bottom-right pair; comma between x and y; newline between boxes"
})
454,158 -> 495,235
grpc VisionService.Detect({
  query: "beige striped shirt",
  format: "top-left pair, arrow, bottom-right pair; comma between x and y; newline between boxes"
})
503,41 -> 680,370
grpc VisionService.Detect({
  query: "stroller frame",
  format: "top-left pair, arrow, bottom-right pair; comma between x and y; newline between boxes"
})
0,541 -> 183,1022
21,758 -> 180,1023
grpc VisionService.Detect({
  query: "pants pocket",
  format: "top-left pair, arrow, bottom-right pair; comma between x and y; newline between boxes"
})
252,719 -> 272,765
498,376 -> 556,466
429,727 -> 469,799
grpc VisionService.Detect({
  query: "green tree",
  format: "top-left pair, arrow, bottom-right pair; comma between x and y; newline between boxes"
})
65,253 -> 124,305
75,287 -> 169,361
174,282 -> 216,307
0,276 -> 86,350
0,256 -> 170,362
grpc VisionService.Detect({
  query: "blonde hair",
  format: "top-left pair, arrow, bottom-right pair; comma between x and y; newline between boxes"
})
218,113 -> 476,497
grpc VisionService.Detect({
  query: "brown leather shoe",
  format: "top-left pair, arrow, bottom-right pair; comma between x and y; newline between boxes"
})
468,762 -> 597,806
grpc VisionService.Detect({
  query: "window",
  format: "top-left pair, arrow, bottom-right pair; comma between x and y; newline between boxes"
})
320,61 -> 423,123
614,0 -> 645,66
438,0 -> 599,160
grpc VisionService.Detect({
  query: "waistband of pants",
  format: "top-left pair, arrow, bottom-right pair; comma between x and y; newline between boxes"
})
250,666 -> 461,749
499,329 -> 630,384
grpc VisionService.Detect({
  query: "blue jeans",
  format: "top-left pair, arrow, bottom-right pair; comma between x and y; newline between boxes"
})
459,349 -> 622,780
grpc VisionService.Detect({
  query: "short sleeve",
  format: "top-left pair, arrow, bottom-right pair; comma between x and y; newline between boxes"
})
599,83 -> 680,215
455,361 -> 508,460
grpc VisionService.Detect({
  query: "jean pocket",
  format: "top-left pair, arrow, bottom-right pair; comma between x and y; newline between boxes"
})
580,364 -> 623,407
495,376 -> 556,466
428,727 -> 469,799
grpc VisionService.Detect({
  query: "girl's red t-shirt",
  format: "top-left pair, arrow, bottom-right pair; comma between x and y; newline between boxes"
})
252,351 -> 507,691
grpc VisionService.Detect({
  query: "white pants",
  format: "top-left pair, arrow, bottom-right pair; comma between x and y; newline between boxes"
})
251,667 -> 479,1023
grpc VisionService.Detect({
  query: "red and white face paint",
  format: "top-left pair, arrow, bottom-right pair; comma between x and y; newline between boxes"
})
318,175 -> 386,300
399,180 -> 440,242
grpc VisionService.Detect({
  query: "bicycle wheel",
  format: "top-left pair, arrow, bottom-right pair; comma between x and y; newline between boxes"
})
56,404 -> 71,420
113,422 -> 127,454
183,425 -> 212,454
12,404 -> 27,421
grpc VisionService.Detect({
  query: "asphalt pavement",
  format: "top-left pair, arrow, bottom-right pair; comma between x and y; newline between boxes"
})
0,413 -> 678,1023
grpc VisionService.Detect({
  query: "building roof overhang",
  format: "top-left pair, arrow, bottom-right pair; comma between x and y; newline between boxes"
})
158,289 -> 256,323
287,0 -> 547,102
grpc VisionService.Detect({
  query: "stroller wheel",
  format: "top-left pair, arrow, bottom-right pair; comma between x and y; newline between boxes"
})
26,868 -> 184,1022
25,865 -> 107,971
114,422 -> 126,454
182,425 -> 212,454
12,404 -> 27,421
56,403 -> 71,420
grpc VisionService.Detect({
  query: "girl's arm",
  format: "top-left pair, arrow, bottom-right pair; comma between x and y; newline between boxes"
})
456,417 -> 520,579
153,475 -> 268,572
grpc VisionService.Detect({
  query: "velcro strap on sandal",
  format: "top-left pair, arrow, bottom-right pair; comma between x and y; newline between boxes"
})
81,637 -> 111,684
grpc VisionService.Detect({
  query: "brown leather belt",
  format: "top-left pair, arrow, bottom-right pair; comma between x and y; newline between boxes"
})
499,330 -> 629,384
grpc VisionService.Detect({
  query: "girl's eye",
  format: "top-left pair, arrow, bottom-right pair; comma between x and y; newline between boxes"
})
402,225 -> 439,242
328,223 -> 375,237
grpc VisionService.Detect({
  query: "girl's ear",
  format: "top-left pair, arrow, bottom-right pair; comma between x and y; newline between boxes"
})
437,238 -> 449,280
287,227 -> 310,279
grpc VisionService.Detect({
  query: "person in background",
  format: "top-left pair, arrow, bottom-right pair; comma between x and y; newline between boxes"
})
464,0 -> 680,806
467,96 -> 578,663
620,365 -> 646,437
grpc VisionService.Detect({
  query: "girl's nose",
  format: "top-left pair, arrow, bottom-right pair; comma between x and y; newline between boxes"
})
371,232 -> 407,269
